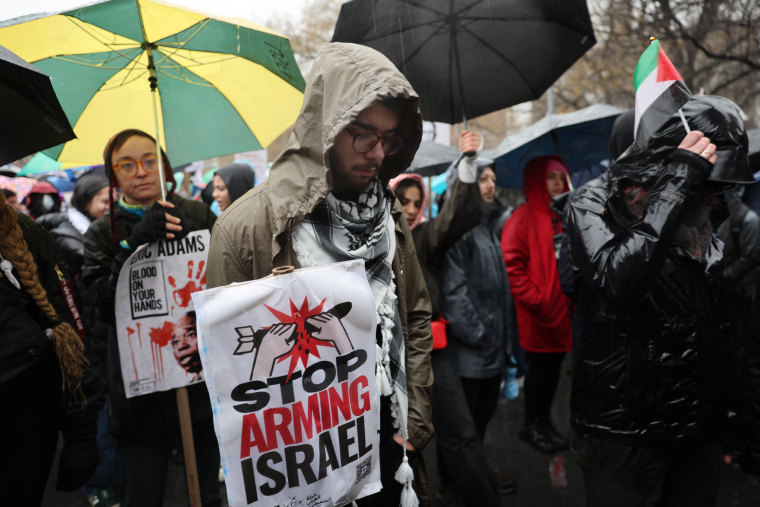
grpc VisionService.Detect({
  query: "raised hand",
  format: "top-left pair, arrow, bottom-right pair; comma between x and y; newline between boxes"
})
678,130 -> 717,165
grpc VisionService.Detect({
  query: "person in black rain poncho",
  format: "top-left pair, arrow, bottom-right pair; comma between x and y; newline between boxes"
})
565,95 -> 754,506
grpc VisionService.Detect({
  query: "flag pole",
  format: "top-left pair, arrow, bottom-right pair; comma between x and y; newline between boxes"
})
678,109 -> 691,134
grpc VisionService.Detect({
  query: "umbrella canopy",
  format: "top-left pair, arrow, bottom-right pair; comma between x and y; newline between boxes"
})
0,175 -> 38,202
484,103 -> 624,188
332,0 -> 596,124
407,141 -> 461,177
18,151 -> 86,175
0,0 -> 305,167
0,44 -> 76,166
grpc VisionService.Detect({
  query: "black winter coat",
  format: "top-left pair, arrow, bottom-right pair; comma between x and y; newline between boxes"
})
82,195 -> 215,441
411,178 -> 481,315
36,211 -> 105,369
567,145 -> 727,444
37,212 -> 86,275
439,200 -> 512,379
0,213 -> 103,489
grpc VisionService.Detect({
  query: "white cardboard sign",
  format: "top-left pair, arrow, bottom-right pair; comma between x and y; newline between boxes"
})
114,230 -> 210,397
192,260 -> 381,506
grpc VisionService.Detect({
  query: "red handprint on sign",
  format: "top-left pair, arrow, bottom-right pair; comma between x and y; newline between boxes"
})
167,260 -> 206,308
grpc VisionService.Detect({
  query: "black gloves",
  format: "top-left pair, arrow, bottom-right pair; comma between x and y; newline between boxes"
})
127,202 -> 189,249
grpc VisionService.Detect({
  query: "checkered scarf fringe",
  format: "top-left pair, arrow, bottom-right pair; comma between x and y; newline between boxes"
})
292,178 -> 417,505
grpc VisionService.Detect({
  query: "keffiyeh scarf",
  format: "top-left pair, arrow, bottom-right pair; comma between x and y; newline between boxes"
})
292,178 -> 409,437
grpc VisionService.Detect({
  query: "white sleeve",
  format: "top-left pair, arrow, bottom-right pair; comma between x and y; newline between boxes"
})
456,135 -> 484,183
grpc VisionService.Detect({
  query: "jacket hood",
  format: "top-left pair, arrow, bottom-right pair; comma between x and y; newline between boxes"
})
389,172 -> 428,230
215,163 -> 255,205
523,155 -> 571,208
266,42 -> 423,233
621,94 -> 752,185
608,108 -> 634,161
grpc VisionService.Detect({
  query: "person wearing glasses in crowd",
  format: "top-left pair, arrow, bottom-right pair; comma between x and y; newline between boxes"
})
82,129 -> 219,507
207,43 -> 434,506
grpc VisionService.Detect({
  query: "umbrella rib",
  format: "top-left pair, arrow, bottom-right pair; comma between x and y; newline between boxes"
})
155,48 -> 238,68
51,54 -> 134,71
62,15 -> 140,63
154,66 -> 215,88
397,21 -> 451,65
154,19 -> 210,61
104,53 -> 150,90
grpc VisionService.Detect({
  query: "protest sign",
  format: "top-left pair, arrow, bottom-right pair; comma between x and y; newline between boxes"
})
114,229 -> 210,398
192,260 -> 381,506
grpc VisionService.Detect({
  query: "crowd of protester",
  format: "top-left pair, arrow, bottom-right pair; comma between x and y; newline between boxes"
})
2,42 -> 759,507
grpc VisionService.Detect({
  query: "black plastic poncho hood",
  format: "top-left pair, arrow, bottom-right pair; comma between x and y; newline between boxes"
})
626,94 -> 752,184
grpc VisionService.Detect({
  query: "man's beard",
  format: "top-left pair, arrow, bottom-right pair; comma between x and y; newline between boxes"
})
329,151 -> 381,193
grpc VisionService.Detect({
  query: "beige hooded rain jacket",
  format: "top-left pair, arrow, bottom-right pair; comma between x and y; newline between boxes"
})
206,42 -> 434,453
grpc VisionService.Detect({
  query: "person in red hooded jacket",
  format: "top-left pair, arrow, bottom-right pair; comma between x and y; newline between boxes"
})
501,155 -> 572,454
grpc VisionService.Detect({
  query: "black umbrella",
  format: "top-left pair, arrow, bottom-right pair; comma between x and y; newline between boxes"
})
332,0 -> 596,124
0,44 -> 75,166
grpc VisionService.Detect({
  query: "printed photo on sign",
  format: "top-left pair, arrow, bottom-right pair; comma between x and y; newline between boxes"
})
192,260 -> 382,507
115,230 -> 210,397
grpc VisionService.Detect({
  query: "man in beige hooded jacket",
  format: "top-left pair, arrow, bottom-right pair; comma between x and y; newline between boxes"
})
207,43 -> 434,506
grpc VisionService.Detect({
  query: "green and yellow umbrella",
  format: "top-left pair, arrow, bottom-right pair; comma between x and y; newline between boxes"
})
0,0 -> 305,170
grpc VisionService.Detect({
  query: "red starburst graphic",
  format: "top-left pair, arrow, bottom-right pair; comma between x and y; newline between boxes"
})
265,297 -> 337,379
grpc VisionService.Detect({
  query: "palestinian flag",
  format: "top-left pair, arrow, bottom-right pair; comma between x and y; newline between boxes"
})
633,39 -> 691,143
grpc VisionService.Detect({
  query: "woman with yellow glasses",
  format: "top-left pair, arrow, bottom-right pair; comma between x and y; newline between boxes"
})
82,129 -> 219,507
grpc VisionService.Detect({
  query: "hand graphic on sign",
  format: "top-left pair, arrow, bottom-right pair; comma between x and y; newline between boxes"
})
250,322 -> 297,380
168,260 -> 206,308
305,312 -> 353,354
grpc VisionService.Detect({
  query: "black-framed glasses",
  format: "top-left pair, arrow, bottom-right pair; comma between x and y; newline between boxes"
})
113,155 -> 159,177
346,128 -> 404,156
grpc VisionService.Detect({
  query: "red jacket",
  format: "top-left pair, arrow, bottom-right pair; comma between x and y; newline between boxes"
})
501,156 -> 571,352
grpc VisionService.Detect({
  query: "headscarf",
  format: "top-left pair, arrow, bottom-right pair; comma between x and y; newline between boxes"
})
389,172 -> 428,230
215,163 -> 256,205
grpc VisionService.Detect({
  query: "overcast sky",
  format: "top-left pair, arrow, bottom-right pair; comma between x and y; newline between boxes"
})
0,0 -> 304,26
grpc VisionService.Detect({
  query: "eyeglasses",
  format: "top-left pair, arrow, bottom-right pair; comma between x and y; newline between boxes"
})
113,155 -> 159,177
346,128 -> 404,156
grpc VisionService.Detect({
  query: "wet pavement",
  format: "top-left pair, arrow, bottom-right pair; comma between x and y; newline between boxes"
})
43,357 -> 760,506
426,357 -> 760,507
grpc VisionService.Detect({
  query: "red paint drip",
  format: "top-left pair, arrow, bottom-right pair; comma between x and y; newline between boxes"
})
149,321 -> 173,382
126,326 -> 139,381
